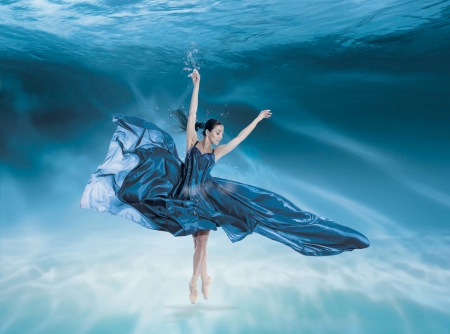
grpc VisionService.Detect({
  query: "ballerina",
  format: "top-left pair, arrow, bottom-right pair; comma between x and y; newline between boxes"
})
80,69 -> 369,304
183,69 -> 272,303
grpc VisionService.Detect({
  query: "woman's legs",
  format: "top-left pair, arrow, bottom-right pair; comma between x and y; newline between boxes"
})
192,232 -> 208,277
192,230 -> 210,278
189,230 -> 211,303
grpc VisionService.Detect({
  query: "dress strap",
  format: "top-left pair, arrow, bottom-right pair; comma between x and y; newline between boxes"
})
194,141 -> 199,147
212,148 -> 214,154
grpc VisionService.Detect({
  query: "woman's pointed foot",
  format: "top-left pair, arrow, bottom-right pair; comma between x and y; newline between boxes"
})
189,276 -> 199,304
201,274 -> 212,300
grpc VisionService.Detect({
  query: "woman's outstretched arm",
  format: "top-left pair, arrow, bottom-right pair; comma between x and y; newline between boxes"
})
186,70 -> 200,152
214,109 -> 272,161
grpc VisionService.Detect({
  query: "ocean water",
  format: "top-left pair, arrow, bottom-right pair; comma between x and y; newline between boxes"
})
1,0 -> 450,333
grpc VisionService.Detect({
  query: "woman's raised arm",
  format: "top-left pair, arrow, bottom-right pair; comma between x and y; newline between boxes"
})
186,70 -> 201,152
214,109 -> 272,161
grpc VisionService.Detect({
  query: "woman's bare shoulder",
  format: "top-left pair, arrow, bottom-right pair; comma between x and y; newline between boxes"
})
213,144 -> 227,160
186,135 -> 198,151
213,144 -> 226,153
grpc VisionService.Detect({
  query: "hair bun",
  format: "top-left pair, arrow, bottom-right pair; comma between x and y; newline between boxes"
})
195,122 -> 205,131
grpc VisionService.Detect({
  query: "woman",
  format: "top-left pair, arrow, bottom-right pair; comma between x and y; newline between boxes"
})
81,69 -> 369,304
183,69 -> 272,303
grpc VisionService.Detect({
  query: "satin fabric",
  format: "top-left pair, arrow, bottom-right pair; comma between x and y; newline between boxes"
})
81,115 -> 370,256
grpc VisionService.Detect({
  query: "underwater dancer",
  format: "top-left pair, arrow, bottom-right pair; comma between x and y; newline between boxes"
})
81,69 -> 370,304
182,70 -> 273,303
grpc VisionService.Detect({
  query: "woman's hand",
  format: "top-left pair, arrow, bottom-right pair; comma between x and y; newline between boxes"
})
189,69 -> 200,86
257,109 -> 272,121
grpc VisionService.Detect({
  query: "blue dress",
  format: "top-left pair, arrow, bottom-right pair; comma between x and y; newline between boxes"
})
81,115 -> 370,256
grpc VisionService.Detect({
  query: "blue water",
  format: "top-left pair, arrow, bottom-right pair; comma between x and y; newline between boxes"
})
1,0 -> 450,333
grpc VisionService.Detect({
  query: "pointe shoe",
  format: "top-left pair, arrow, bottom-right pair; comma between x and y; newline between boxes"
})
200,274 -> 212,300
189,276 -> 199,304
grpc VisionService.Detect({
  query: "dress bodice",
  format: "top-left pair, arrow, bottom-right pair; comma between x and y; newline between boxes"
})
173,145 -> 216,201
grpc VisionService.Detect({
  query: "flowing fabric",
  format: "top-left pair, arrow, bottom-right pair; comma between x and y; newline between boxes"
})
81,115 -> 370,256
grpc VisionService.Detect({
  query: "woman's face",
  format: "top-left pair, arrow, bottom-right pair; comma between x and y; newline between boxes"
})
206,125 -> 224,145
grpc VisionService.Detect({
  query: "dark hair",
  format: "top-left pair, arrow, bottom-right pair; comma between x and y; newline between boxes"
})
172,109 -> 222,136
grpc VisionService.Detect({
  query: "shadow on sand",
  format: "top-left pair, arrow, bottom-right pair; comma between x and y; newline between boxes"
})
163,304 -> 240,320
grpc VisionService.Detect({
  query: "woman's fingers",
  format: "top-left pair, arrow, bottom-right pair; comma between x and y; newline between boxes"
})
189,70 -> 200,84
257,109 -> 272,121
260,109 -> 272,118
188,69 -> 200,81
